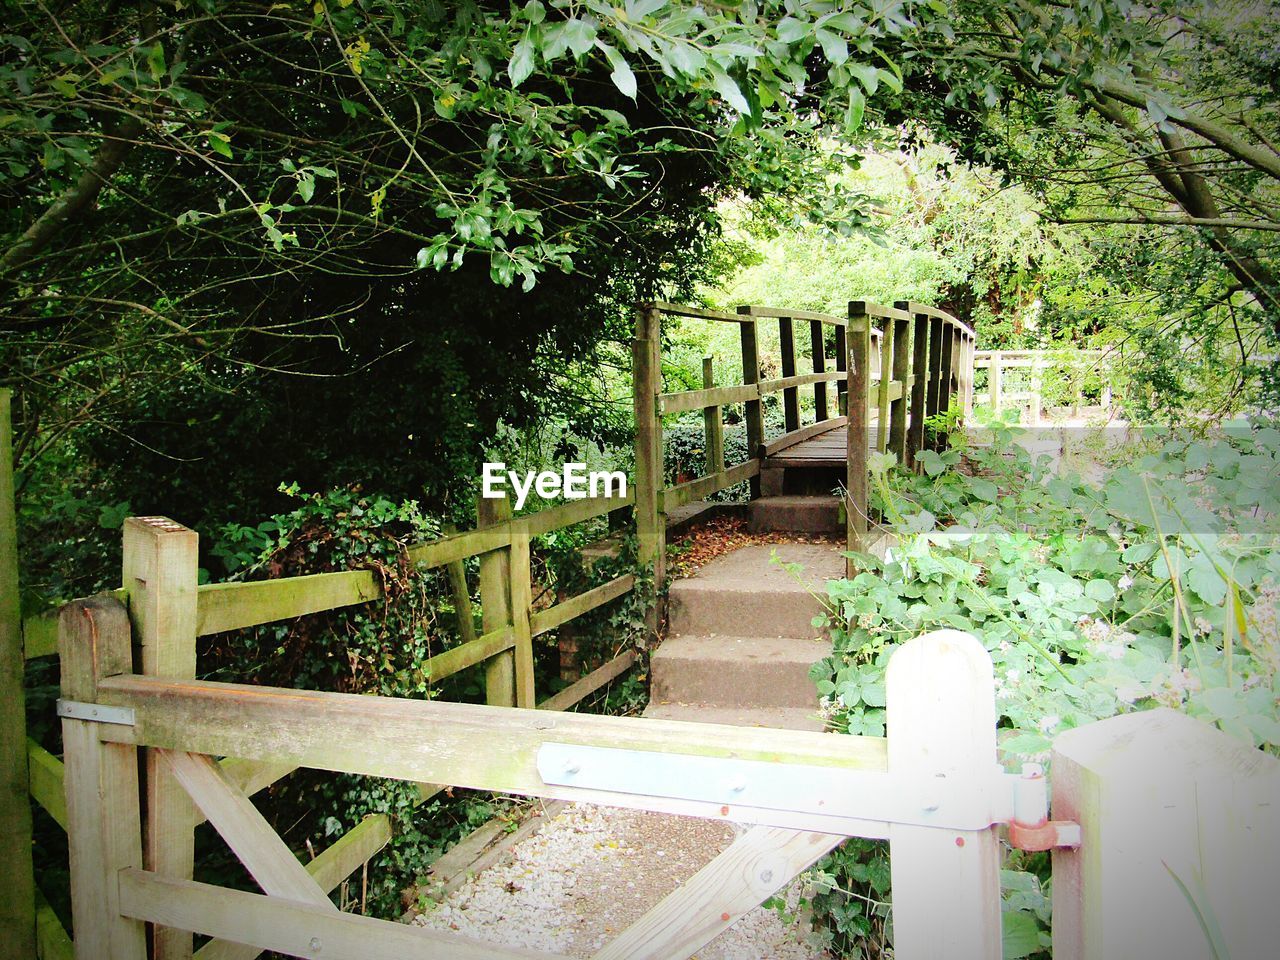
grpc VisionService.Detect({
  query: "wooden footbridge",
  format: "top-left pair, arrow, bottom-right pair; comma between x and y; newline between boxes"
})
5,302 -> 1273,960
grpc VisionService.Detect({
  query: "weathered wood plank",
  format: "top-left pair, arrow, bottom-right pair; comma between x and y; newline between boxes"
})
876,315 -> 894,452
886,631 -> 1001,960
761,417 -> 847,458
811,320 -> 829,422
407,527 -> 512,569
652,301 -> 750,324
59,597 -> 147,960
903,305 -> 930,469
521,493 -> 633,537
94,674 -> 891,834
22,611 -> 59,660
758,371 -> 843,394
537,650 -> 638,713
778,315 -> 800,433
529,575 -> 635,637
849,300 -> 911,322
27,738 -> 66,831
194,813 -> 392,960
661,460 -> 760,510
738,307 -> 765,497
736,304 -> 846,326
423,626 -> 516,684
123,516 -> 199,960
847,302 -> 872,566
0,387 -> 34,960
659,383 -> 758,416
888,314 -> 912,461
163,750 -> 331,905
119,870 -> 556,960
591,826 -> 843,960
196,571 -> 379,636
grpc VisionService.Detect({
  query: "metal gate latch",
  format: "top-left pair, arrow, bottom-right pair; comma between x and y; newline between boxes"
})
56,699 -> 136,726
1008,763 -> 1082,851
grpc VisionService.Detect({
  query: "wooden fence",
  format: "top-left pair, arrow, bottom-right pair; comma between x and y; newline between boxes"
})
973,349 -> 1119,425
4,296 -> 976,959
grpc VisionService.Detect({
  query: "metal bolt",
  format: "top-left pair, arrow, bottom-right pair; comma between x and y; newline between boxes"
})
308,936 -> 322,953
730,778 -> 747,794
759,869 -> 774,884
563,760 -> 581,775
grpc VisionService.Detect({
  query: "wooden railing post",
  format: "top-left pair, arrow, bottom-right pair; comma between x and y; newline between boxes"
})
633,304 -> 665,634
508,521 -> 535,708
123,516 -> 198,960
701,358 -> 725,477
810,321 -> 828,422
904,308 -> 930,471
885,629 -> 1001,960
936,323 -> 957,446
736,309 -> 764,497
875,315 -> 894,453
778,315 -> 800,433
925,316 -> 944,450
1052,709 -> 1280,960
887,312 -> 912,462
989,351 -> 1003,414
846,302 -> 872,571
476,494 -> 515,707
60,597 -> 147,960
834,325 -> 848,417
0,388 -> 34,960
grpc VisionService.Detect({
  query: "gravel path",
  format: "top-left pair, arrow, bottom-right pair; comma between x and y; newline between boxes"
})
414,803 -> 830,959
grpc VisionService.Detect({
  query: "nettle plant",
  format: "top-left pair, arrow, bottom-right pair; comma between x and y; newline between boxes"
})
800,415 -> 1280,958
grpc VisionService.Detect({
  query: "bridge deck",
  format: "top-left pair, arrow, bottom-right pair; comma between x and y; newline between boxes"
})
764,419 -> 881,469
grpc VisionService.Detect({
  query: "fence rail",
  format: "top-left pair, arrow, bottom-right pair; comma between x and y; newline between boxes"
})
973,348 -> 1119,424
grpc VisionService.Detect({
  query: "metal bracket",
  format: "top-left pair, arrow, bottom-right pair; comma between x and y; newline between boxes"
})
56,699 -> 135,726
537,742 -> 1020,831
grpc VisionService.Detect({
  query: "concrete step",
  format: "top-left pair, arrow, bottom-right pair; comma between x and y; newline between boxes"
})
650,634 -> 829,709
666,543 -> 841,639
747,495 -> 842,534
643,702 -> 825,732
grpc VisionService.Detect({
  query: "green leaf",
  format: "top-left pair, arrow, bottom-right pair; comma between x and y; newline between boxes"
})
709,66 -> 749,114
508,34 -> 536,87
207,131 -> 232,159
844,86 -> 865,131
297,174 -> 315,202
815,28 -> 848,65
598,44 -> 636,99
1002,910 -> 1042,960
1084,579 -> 1115,602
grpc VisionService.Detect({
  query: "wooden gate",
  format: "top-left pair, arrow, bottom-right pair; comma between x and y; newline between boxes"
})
58,590 -> 1024,960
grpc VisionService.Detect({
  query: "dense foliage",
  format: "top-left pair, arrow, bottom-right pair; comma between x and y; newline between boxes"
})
803,417 -> 1280,956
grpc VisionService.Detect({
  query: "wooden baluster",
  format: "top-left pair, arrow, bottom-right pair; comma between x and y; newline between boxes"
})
876,315 -> 894,452
508,521 -> 535,708
937,323 -> 956,448
925,316 -> 944,450
124,516 -> 198,960
989,351 -> 1003,416
834,324 -> 848,416
737,309 -> 764,497
903,307 -> 930,471
779,316 -> 799,433
702,358 -> 724,476
846,302 -> 873,571
887,312 -> 912,462
810,320 -> 828,422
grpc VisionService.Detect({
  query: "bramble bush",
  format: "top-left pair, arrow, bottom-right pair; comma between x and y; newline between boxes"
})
801,413 -> 1280,958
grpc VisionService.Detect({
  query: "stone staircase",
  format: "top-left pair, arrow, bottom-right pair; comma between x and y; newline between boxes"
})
644,543 -> 844,732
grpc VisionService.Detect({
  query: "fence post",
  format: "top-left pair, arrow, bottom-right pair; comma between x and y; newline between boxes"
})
736,309 -> 764,497
633,304 -> 664,636
508,520 -> 535,708
845,302 -> 872,571
122,516 -> 198,960
60,597 -> 147,960
887,311 -> 912,462
0,388 -> 34,960
885,629 -> 1002,960
476,494 -> 515,707
778,315 -> 800,433
1051,708 -> 1280,960
701,358 -> 725,477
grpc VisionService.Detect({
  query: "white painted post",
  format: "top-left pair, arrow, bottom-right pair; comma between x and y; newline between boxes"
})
885,629 -> 1002,960
1052,709 -> 1280,960
990,352 -> 1002,414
